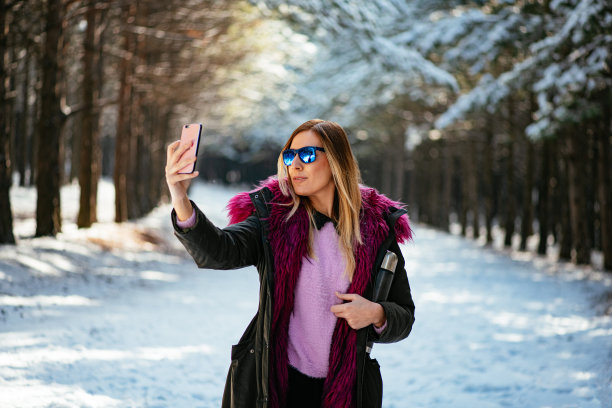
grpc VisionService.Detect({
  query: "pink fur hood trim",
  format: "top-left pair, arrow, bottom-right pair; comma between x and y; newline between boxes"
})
226,176 -> 411,243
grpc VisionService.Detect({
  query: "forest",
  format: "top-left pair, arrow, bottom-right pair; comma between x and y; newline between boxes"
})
1,0 -> 611,272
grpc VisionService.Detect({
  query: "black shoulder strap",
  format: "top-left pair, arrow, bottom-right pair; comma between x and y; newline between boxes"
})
249,187 -> 272,221
249,187 -> 274,295
372,206 -> 407,275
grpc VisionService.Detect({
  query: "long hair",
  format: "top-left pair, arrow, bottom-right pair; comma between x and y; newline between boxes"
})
277,119 -> 363,280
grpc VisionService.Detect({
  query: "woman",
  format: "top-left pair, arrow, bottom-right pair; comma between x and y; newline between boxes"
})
165,119 -> 415,408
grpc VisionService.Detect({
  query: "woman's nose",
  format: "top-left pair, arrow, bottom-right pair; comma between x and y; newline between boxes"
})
291,157 -> 304,169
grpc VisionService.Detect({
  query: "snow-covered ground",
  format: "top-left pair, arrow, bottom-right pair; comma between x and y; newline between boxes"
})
0,179 -> 611,407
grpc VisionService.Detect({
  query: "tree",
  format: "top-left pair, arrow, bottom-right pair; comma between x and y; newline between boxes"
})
0,0 -> 15,244
112,3 -> 134,223
35,0 -> 65,237
77,0 -> 101,228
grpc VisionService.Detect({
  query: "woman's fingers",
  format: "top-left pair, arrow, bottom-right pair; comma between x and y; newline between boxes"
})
335,292 -> 357,301
167,160 -> 198,178
330,293 -> 379,330
178,140 -> 193,154
167,171 -> 199,185
175,171 -> 199,181
166,139 -> 193,165
169,156 -> 197,175
166,147 -> 196,174
167,140 -> 181,163
330,303 -> 345,315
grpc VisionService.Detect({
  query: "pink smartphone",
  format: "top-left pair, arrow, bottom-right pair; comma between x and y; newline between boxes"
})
178,123 -> 202,174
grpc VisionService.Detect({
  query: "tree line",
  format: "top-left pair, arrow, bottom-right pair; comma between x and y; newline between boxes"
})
0,0 -> 254,242
404,1 -> 612,271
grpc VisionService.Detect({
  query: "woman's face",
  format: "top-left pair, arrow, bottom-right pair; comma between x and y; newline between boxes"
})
287,130 -> 335,200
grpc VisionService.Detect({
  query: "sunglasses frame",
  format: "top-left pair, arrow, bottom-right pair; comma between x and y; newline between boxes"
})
282,146 -> 326,166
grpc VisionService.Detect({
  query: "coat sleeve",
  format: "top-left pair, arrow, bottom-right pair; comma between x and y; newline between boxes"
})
171,200 -> 263,270
369,240 -> 415,343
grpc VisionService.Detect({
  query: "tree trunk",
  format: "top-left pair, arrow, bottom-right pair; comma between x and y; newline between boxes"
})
98,8 -> 111,179
149,105 -> 164,206
7,26 -> 16,184
469,139 -> 479,239
504,97 -> 517,248
537,139 -> 551,255
597,90 -> 612,270
17,48 -> 29,187
431,144 -> 442,228
130,96 -> 146,218
35,0 -> 65,237
28,57 -> 38,187
460,141 -> 468,236
127,93 -> 143,219
113,5 -> 134,223
77,0 -> 100,228
69,113 -> 80,182
588,128 -> 597,252
440,139 -> 451,231
558,151 -> 572,261
127,4 -> 146,220
503,140 -> 516,248
0,0 -> 15,244
392,130 -> 405,202
483,119 -> 494,245
408,151 -> 418,223
416,146 -> 430,224
411,150 -> 421,223
520,139 -> 535,251
565,127 -> 591,264
381,136 -> 393,198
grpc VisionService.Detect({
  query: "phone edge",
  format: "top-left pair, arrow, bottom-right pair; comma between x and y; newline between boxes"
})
177,123 -> 203,175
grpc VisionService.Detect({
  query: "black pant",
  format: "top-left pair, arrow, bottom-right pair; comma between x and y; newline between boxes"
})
286,365 -> 325,407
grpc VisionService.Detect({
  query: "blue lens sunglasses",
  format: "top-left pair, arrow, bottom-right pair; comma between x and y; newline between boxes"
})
282,146 -> 326,166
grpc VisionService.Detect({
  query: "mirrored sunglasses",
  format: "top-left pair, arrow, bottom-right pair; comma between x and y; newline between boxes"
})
282,146 -> 326,166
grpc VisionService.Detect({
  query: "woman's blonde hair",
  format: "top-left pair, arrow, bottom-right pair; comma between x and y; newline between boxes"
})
277,119 -> 363,280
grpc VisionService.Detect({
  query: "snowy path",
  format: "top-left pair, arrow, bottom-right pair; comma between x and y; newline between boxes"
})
1,181 -> 611,407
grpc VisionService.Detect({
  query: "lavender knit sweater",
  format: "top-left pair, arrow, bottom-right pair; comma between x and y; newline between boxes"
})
177,209 -> 386,379
287,221 -> 350,378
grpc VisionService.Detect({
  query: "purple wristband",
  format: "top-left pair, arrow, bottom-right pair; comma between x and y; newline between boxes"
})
176,208 -> 196,229
373,320 -> 387,334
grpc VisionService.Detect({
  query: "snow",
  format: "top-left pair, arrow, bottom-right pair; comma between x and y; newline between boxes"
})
434,0 -> 612,138
1,179 -> 611,407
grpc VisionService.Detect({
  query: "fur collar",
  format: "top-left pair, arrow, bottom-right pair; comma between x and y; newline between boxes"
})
226,176 -> 411,244
226,176 -> 411,407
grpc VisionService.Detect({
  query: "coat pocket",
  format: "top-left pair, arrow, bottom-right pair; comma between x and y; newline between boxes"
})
362,355 -> 383,408
222,341 -> 257,408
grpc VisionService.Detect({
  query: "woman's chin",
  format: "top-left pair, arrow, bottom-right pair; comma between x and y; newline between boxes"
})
293,186 -> 311,197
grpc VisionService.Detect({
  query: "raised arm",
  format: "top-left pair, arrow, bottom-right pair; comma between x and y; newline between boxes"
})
171,202 -> 263,270
166,140 -> 263,270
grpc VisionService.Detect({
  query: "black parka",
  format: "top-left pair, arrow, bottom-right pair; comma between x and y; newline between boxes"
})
172,186 -> 415,408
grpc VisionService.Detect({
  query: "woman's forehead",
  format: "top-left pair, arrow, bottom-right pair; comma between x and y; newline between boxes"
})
290,129 -> 322,148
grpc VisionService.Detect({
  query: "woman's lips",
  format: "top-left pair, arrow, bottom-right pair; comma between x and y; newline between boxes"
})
293,176 -> 307,182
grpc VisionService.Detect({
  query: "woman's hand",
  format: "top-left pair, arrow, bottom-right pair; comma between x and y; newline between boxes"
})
331,292 -> 386,330
165,140 -> 199,220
